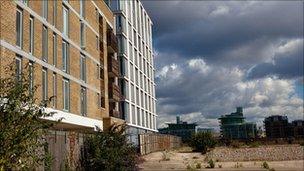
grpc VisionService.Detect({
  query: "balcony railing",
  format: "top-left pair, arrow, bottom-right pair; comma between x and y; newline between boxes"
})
108,82 -> 120,102
107,30 -> 118,53
108,56 -> 119,77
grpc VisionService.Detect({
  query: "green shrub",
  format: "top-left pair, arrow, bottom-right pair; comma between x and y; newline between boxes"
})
0,63 -> 57,170
195,162 -> 201,169
230,141 -> 242,148
262,161 -> 270,169
249,141 -> 261,148
206,159 -> 215,168
189,132 -> 216,154
80,124 -> 139,171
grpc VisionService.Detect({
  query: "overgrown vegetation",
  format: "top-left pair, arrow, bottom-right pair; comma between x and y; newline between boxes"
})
262,161 -> 270,169
0,63 -> 56,170
80,124 -> 140,171
206,159 -> 215,168
189,132 -> 216,154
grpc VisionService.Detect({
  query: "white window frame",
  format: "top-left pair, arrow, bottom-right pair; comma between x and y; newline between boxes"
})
16,8 -> 23,48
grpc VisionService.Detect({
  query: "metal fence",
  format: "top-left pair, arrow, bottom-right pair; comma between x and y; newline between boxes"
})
138,133 -> 182,155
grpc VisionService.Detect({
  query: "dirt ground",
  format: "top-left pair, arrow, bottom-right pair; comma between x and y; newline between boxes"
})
138,147 -> 304,171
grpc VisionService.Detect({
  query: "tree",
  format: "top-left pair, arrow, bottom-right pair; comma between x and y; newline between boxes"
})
81,124 -> 140,171
189,132 -> 216,154
0,63 -> 56,170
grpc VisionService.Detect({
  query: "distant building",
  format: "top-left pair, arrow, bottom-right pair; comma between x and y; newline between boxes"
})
159,116 -> 197,142
196,127 -> 214,133
219,107 -> 257,139
264,115 -> 304,139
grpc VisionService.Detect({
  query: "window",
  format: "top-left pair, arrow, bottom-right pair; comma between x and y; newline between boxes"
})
97,93 -> 100,108
141,109 -> 145,127
16,8 -> 23,48
15,56 -> 22,81
137,107 -> 140,126
63,78 -> 70,111
62,41 -> 69,72
63,5 -> 69,36
29,16 -> 34,54
53,1 -> 57,26
20,0 -> 28,6
80,21 -> 85,48
42,25 -> 48,62
80,87 -> 87,116
53,33 -> 57,66
80,54 -> 86,82
29,62 -> 34,94
132,105 -> 136,124
42,68 -> 48,101
95,36 -> 98,50
80,0 -> 85,18
42,0 -> 48,20
52,73 -> 57,108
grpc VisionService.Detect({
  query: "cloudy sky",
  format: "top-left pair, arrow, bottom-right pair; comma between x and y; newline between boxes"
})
142,1 -> 303,129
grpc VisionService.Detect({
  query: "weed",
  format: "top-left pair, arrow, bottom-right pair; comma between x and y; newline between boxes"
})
206,159 -> 215,168
195,162 -> 202,169
262,161 -> 269,169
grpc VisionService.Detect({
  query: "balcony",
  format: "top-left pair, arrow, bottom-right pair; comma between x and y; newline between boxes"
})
107,30 -> 118,53
108,56 -> 119,77
108,82 -> 121,102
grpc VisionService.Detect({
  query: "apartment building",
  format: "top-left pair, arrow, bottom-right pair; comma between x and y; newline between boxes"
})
0,0 -> 122,138
106,0 -> 157,145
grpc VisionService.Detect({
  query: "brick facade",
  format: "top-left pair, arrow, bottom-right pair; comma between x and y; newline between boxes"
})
0,0 -> 123,131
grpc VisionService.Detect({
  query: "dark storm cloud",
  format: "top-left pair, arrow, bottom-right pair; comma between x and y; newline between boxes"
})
144,1 -> 303,65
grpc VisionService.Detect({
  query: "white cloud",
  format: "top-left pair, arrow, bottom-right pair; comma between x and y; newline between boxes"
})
210,6 -> 230,17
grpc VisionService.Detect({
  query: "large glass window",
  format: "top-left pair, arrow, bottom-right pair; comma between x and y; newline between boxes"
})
137,107 -> 140,126
131,105 -> 136,124
29,16 -> 34,54
80,21 -> 85,48
63,78 -> 70,111
42,25 -> 48,62
80,87 -> 87,116
62,41 -> 69,73
42,68 -> 48,101
80,54 -> 86,82
29,62 -> 34,94
53,33 -> 57,66
63,5 -> 69,36
42,0 -> 48,20
52,73 -> 57,108
16,8 -> 23,48
53,0 -> 57,26
80,0 -> 85,18
15,56 -> 22,81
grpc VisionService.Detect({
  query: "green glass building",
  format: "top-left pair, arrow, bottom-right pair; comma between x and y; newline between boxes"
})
219,107 -> 257,139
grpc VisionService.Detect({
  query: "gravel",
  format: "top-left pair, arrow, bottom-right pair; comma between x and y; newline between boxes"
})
206,145 -> 304,162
